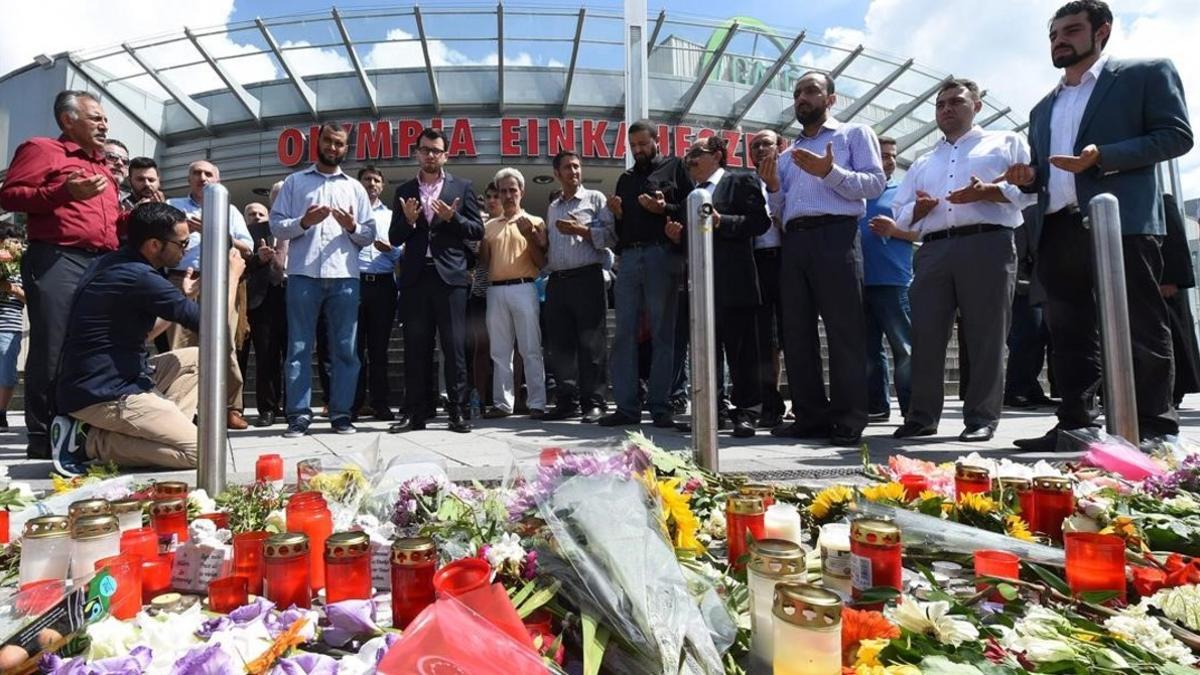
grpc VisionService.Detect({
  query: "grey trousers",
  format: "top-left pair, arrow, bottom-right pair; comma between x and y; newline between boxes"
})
906,228 -> 1016,429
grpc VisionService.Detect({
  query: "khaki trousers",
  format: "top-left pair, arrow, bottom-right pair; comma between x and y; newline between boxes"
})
166,276 -> 245,411
73,348 -> 200,469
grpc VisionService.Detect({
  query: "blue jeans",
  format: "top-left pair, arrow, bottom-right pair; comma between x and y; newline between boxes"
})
612,245 -> 680,417
0,330 -> 20,389
285,276 -> 360,421
864,285 -> 912,415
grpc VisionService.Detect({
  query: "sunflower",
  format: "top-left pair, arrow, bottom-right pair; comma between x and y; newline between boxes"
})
861,482 -> 907,504
1005,514 -> 1035,542
658,478 -> 705,554
842,607 -> 901,666
809,485 -> 854,523
956,492 -> 996,515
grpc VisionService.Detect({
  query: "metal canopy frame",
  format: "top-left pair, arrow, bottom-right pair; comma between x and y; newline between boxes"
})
647,9 -> 666,54
66,55 -> 164,142
562,8 -> 586,113
725,30 -> 805,130
332,8 -> 378,116
836,58 -> 913,122
497,4 -> 505,112
676,21 -> 738,121
413,7 -> 441,113
256,17 -> 318,120
185,28 -> 261,126
121,43 -> 211,133
873,75 -> 949,135
774,44 -> 864,132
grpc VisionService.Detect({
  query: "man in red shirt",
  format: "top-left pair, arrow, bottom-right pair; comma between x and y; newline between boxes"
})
0,90 -> 119,459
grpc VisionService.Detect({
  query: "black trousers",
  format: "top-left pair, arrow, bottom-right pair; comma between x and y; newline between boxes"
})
355,275 -> 399,410
1005,292 -> 1052,399
545,265 -> 608,410
1036,210 -> 1179,436
24,242 -> 104,454
246,284 -> 288,416
403,264 -> 468,421
754,247 -> 786,418
716,305 -> 762,414
779,218 -> 868,434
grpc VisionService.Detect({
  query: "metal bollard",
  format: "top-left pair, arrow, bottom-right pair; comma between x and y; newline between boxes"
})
686,188 -> 719,471
1087,193 -> 1138,442
197,183 -> 230,494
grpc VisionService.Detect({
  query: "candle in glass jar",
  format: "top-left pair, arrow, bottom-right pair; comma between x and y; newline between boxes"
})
153,481 -> 189,500
746,539 -> 806,668
818,522 -> 852,599
255,454 -> 284,489
208,575 -> 249,613
324,531 -> 372,603
264,532 -> 311,609
197,512 -> 230,530
739,483 -> 776,508
141,556 -> 172,603
19,516 -> 71,585
120,527 -> 159,561
391,537 -> 437,629
763,503 -> 803,546
850,518 -> 902,601
109,499 -> 145,532
898,474 -> 929,501
150,498 -> 189,545
1064,532 -> 1126,604
233,531 -> 270,596
70,514 -> 121,579
286,492 -> 332,592
772,583 -> 842,675
1031,476 -> 1074,543
727,496 -> 765,572
95,554 -> 142,620
993,477 -> 1033,517
68,498 -> 111,525
0,509 -> 8,544
955,464 -> 991,500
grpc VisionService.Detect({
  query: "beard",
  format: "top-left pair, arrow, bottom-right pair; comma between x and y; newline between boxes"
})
795,102 -> 827,126
1051,36 -> 1097,68
633,147 -> 657,170
319,150 -> 344,167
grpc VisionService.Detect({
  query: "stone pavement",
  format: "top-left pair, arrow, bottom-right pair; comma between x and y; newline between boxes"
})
3,397 -> 1200,493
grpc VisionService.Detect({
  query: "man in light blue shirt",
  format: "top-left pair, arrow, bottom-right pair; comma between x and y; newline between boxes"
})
353,164 -> 404,424
165,159 -> 255,430
270,123 -> 376,437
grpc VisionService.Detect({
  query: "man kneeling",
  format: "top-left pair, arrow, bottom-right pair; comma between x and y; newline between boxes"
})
52,202 -> 245,475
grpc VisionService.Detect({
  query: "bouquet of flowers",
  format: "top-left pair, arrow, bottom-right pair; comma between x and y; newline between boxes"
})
0,238 -> 21,282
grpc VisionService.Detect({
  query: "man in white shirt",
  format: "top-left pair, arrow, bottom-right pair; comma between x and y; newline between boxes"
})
270,122 -> 376,437
873,78 -> 1033,442
749,130 -> 788,429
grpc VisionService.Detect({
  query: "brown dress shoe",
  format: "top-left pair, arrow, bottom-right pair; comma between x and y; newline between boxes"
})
227,409 -> 249,430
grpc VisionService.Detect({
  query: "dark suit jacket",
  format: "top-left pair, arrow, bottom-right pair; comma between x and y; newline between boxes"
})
389,172 -> 483,288
244,219 -> 282,310
685,169 -> 771,308
1023,57 -> 1192,243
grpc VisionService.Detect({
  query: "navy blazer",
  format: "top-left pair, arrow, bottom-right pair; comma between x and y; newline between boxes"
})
1023,57 -> 1192,242
684,170 -> 771,308
388,172 -> 484,288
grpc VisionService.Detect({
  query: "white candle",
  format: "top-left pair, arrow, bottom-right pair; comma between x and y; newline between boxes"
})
818,522 -> 852,597
773,584 -> 842,675
764,504 -> 803,546
19,516 -> 72,585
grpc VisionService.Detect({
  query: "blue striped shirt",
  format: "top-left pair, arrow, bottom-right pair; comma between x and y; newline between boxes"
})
767,118 -> 886,222
269,165 -> 376,279
357,201 -> 402,274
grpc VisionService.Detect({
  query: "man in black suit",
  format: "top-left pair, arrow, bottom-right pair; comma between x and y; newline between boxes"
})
666,136 -> 771,437
387,128 -> 483,433
241,202 -> 287,427
1005,0 -> 1193,449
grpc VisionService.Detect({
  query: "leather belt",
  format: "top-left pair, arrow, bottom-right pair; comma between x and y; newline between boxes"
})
754,247 -> 781,258
549,264 -> 601,279
921,223 -> 1006,243
360,273 -> 393,283
784,214 -> 855,232
490,277 -> 535,286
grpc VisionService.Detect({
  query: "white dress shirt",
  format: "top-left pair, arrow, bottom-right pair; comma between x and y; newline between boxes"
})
893,127 -> 1034,235
165,194 -> 253,272
269,165 -> 375,279
1047,53 -> 1110,214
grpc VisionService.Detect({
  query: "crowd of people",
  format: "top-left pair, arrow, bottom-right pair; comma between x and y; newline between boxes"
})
0,0 -> 1194,475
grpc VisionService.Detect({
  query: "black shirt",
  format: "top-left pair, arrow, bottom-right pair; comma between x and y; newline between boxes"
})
56,247 -> 201,413
612,153 -> 692,249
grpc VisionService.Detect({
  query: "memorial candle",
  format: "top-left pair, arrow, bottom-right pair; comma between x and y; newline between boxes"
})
1064,532 -> 1126,604
746,539 -> 806,668
739,483 -> 776,508
324,531 -> 372,603
850,518 -> 902,601
150,498 -> 189,545
1031,476 -> 1074,543
726,496 -> 765,572
772,583 -> 842,675
19,516 -> 71,585
763,503 -> 803,546
263,532 -> 311,609
955,464 -> 991,500
391,537 -> 437,629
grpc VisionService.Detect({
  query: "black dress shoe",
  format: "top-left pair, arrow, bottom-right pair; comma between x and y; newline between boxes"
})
674,421 -> 693,432
757,412 -> 783,429
652,412 -> 676,429
959,424 -> 995,442
771,422 -> 831,439
732,418 -> 756,438
1004,394 -> 1034,409
255,411 -> 277,427
482,407 -> 511,419
373,407 -> 396,422
543,405 -> 580,421
598,411 -> 640,427
1014,428 -> 1059,452
830,426 -> 862,446
388,419 -> 426,433
392,412 -> 411,429
893,422 -> 937,439
580,407 -> 604,423
867,410 -> 890,422
448,415 -> 472,433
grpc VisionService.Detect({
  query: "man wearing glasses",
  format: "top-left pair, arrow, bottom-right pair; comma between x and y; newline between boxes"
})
103,139 -> 130,207
388,127 -> 483,433
50,202 -> 245,475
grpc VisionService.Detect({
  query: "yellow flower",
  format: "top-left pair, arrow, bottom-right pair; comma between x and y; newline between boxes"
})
659,478 -> 705,554
808,485 -> 854,520
854,638 -> 891,667
1005,515 -> 1035,542
917,490 -> 941,501
1100,515 -> 1145,551
862,482 -> 907,503
957,492 -> 996,515
850,665 -> 922,675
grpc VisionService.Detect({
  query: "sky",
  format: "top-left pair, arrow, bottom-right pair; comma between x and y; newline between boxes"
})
1,0 -> 1198,196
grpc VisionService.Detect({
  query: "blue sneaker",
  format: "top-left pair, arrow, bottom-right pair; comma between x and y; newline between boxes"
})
50,415 -> 90,476
283,416 -> 311,439
331,417 -> 356,435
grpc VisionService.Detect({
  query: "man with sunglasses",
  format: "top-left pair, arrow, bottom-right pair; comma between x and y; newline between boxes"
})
104,139 -> 130,206
50,202 -> 245,475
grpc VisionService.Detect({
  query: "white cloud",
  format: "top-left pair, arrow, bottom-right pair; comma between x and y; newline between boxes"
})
363,28 -> 472,69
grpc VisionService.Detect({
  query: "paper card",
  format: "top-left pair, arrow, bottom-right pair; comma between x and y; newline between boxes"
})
170,542 -> 232,593
370,540 -> 392,592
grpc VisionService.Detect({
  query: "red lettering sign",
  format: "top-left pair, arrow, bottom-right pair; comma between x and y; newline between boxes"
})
613,121 -> 627,160
526,118 -> 540,158
396,120 -> 421,158
277,128 -> 305,167
673,126 -> 693,158
722,130 -> 744,168
448,119 -> 476,156
548,119 -> 575,155
581,120 -> 610,159
500,118 -> 521,157
356,121 -> 392,161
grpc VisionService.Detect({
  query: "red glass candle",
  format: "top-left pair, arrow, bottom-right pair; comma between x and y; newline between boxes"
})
264,532 -> 311,609
208,575 -> 249,613
1031,477 -> 1074,543
0,509 -> 9,544
256,454 -> 284,485
153,481 -> 189,500
433,557 -> 492,597
391,537 -> 437,629
994,477 -> 1034,520
955,464 -> 991,500
324,531 -> 372,603
898,474 -> 929,501
197,512 -> 229,530
850,518 -> 902,601
738,483 -> 776,508
1065,532 -> 1126,604
95,554 -> 142,620
120,527 -> 159,561
150,498 -> 188,545
141,556 -> 172,603
974,549 -> 1021,601
286,492 -> 332,592
726,496 -> 766,572
233,531 -> 270,596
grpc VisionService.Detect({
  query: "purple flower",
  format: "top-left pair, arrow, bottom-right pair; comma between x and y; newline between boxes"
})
269,606 -> 318,641
521,550 -> 538,580
321,599 -> 380,648
43,646 -> 154,674
197,597 -> 276,638
169,643 -> 232,675
506,446 -> 652,520
268,652 -> 338,675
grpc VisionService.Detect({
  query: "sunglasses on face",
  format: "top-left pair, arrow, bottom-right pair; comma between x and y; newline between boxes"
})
105,152 -> 129,166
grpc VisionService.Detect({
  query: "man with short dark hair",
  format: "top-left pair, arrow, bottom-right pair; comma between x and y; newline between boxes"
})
51,202 -> 245,475
353,164 -> 404,423
543,150 -> 613,422
271,122 -> 377,437
761,72 -> 886,446
242,201 -> 287,427
388,127 -> 483,433
0,90 -> 120,460
1005,0 -> 1193,448
596,120 -> 692,428
125,157 -> 163,210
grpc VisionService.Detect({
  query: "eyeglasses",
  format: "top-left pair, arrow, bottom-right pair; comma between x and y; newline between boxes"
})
105,152 -> 129,166
684,148 -> 717,159
158,237 -> 188,251
416,146 -> 446,156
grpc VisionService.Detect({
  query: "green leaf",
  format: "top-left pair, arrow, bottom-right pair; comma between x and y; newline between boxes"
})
515,580 -> 561,619
1026,562 -> 1072,596
508,579 -> 536,608
997,583 -> 1019,601
581,611 -> 610,675
1079,590 -> 1119,605
918,655 -> 985,675
854,586 -> 902,605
